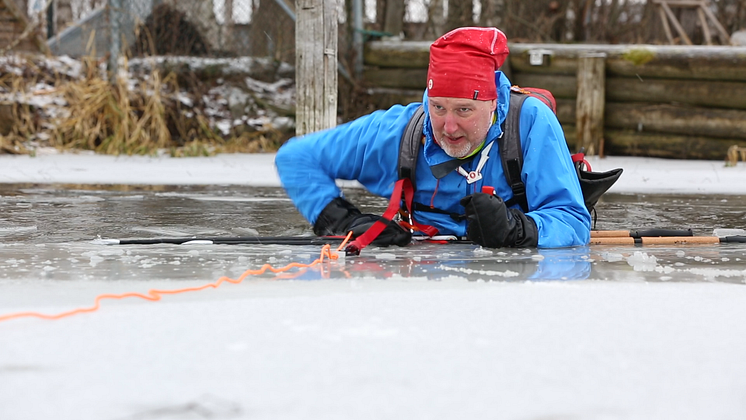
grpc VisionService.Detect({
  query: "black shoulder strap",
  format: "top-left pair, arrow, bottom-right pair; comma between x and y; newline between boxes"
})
398,105 -> 426,190
500,92 -> 529,212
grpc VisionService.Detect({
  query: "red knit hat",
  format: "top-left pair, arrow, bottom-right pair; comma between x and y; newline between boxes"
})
427,27 -> 509,101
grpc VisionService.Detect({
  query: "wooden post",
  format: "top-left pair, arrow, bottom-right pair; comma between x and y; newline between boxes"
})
576,52 -> 606,156
295,0 -> 338,136
108,0 -> 121,83
225,0 -> 234,52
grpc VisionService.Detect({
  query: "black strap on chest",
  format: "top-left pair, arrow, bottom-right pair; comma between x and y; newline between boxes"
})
397,106 -> 426,191
397,92 -> 530,214
500,92 -> 529,212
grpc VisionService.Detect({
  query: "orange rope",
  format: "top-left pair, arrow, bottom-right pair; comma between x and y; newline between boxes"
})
0,233 -> 353,323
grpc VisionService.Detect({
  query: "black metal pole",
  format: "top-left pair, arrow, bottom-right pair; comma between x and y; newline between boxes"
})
105,236 -> 349,246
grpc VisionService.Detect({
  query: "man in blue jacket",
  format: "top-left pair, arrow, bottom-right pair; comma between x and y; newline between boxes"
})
275,27 -> 591,248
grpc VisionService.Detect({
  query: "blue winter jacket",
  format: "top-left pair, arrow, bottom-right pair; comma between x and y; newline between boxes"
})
275,71 -> 591,248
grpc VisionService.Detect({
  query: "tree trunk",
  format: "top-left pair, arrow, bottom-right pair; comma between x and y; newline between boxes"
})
679,7 -> 699,44
383,0 -> 404,37
445,0 -> 473,32
375,0 -> 386,31
55,0 -> 73,32
479,0 -> 504,28
425,0 -> 445,39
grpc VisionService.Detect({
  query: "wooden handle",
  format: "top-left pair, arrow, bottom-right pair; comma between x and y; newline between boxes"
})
590,236 -> 721,245
591,229 -> 694,238
640,236 -> 720,245
589,237 -> 636,245
591,230 -> 630,238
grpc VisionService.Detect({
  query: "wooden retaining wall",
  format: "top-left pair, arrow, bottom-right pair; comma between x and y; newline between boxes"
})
363,41 -> 746,160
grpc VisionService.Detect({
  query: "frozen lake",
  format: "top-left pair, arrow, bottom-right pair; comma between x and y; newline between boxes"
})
1,163 -> 746,419
0,184 -> 744,284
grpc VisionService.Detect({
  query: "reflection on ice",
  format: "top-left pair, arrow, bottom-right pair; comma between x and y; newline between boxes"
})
0,225 -> 38,235
437,264 -> 521,279
1,237 -> 746,284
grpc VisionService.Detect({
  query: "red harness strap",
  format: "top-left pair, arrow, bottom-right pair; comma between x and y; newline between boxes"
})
345,178 -> 438,255
571,152 -> 592,172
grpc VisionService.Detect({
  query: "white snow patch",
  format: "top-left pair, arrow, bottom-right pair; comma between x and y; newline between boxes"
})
375,253 -> 397,260
686,268 -> 746,280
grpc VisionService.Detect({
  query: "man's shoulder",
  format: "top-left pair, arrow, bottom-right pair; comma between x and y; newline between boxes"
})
518,95 -> 557,118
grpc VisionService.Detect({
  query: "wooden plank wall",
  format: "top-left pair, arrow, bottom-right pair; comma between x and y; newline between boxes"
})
363,41 -> 746,160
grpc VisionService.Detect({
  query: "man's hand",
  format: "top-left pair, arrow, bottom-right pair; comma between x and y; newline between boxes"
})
313,197 -> 411,247
460,192 -> 538,248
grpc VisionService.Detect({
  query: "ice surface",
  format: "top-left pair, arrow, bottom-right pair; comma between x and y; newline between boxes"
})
1,154 -> 746,419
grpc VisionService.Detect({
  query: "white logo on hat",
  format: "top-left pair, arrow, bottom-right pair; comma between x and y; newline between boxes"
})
428,79 -> 433,89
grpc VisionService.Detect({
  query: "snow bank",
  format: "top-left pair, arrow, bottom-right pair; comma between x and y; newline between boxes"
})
1,151 -> 745,195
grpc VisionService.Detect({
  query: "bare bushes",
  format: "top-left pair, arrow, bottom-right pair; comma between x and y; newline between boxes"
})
133,4 -> 209,57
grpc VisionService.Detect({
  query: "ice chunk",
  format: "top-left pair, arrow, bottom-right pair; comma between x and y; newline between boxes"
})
626,251 -> 658,271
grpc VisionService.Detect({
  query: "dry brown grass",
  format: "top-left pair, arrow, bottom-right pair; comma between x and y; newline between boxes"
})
0,72 -> 33,154
51,58 -> 174,154
0,55 -> 289,156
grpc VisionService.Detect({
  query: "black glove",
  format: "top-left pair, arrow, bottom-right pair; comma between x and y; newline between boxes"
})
460,192 -> 538,248
313,197 -> 411,247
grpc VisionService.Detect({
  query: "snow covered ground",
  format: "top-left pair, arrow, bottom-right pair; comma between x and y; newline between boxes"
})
1,151 -> 746,420
0,149 -> 745,194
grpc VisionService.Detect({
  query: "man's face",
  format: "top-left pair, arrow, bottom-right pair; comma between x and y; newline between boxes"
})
428,96 -> 497,158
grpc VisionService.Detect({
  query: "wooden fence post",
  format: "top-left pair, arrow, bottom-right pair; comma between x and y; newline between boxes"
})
295,0 -> 338,136
576,52 -> 606,156
108,0 -> 121,83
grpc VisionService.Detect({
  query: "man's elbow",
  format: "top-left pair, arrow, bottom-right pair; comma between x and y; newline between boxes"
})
274,138 -> 298,175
